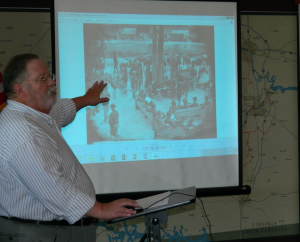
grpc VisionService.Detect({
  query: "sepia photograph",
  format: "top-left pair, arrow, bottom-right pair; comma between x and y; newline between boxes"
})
84,23 -> 217,143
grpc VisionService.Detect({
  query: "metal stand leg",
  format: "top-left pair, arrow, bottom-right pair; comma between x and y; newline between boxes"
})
144,211 -> 168,242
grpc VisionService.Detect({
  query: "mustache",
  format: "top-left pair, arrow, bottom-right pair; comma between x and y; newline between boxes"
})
47,85 -> 57,97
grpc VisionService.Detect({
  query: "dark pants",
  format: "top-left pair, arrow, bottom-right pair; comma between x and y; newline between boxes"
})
0,217 -> 96,242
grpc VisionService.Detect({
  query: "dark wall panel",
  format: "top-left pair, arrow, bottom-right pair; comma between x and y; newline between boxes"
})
0,0 -> 298,12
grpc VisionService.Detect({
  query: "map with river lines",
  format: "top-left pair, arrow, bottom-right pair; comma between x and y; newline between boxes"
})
95,14 -> 299,242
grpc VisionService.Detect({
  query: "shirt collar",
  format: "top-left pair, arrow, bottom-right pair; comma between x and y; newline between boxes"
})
6,100 -> 54,125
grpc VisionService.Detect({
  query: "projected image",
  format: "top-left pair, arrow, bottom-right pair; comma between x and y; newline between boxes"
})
84,24 -> 216,143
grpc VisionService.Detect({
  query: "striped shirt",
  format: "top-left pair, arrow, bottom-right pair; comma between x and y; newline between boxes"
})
0,99 -> 96,224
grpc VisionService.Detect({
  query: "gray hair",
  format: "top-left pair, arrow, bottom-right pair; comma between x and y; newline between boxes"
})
3,53 -> 39,99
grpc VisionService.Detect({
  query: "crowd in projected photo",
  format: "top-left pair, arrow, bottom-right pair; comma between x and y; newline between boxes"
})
84,24 -> 217,143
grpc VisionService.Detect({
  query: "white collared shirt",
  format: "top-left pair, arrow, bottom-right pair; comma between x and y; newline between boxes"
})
0,99 -> 95,224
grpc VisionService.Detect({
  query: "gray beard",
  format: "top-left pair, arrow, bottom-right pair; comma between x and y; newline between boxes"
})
47,86 -> 57,97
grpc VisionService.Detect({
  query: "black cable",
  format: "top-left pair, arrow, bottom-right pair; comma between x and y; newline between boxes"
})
139,233 -> 149,242
197,197 -> 214,242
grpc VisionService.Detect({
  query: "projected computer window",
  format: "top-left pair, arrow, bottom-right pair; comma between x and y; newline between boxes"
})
58,12 -> 238,164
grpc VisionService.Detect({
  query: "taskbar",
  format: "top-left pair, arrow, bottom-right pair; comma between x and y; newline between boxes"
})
76,147 -> 238,164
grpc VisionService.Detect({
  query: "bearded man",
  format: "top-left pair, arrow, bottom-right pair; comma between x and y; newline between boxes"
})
0,54 -> 137,242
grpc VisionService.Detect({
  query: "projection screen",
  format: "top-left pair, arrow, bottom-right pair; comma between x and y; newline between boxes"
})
52,0 -> 241,196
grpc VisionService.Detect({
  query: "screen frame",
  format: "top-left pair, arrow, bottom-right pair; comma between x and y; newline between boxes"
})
50,0 -> 249,201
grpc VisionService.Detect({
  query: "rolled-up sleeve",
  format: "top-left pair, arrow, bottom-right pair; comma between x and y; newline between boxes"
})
49,99 -> 77,128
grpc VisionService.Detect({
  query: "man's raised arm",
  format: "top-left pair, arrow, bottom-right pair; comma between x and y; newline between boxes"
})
72,81 -> 110,112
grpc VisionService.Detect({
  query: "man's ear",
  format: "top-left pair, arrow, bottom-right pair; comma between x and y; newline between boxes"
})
13,83 -> 28,98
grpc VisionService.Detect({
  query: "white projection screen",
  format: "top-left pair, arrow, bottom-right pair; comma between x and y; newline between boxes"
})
52,0 -> 242,197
